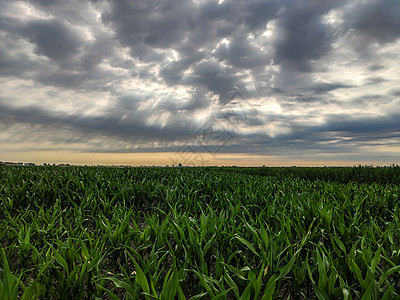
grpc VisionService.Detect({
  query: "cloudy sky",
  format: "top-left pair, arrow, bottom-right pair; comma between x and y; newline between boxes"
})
0,0 -> 399,166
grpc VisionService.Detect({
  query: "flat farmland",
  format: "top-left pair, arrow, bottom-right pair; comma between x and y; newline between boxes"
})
1,166 -> 399,299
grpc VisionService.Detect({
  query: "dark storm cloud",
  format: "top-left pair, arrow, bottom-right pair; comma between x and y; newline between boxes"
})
345,0 -> 400,45
100,0 -> 192,58
0,40 -> 40,77
28,0 -> 65,6
79,37 -> 119,71
214,34 -> 270,69
23,19 -> 81,64
319,113 -> 400,137
185,60 -> 238,102
273,0 -> 344,72
242,0 -> 280,32
391,89 -> 400,97
262,113 -> 400,153
310,83 -> 354,94
230,113 -> 400,156
364,77 -> 388,86
158,59 -> 189,86
181,88 -> 213,111
34,70 -> 106,90
368,64 -> 385,72
0,101 -> 193,144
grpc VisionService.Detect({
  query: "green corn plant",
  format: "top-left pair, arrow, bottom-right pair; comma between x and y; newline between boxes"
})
0,248 -> 22,299
1,165 -> 400,298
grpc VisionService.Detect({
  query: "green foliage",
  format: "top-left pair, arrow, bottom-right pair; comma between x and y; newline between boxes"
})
0,165 -> 399,299
222,165 -> 400,185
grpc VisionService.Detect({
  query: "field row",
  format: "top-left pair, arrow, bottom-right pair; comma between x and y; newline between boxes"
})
0,166 -> 399,299
221,165 -> 400,185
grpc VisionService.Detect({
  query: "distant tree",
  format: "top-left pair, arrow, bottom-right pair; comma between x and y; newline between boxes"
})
178,163 -> 182,167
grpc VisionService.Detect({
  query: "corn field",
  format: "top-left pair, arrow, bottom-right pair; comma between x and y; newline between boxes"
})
1,166 -> 399,299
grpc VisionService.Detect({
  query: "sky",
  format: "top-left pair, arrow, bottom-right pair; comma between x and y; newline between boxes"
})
0,0 -> 399,166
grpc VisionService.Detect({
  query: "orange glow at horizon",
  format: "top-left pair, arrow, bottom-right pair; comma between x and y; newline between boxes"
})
0,150 -> 392,167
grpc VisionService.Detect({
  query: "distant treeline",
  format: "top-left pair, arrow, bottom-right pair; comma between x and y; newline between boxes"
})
215,165 -> 400,185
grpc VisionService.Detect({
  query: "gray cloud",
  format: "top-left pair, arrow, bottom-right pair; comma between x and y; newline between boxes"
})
0,40 -> 40,77
310,83 -> 354,94
0,101 -> 191,144
273,0 -> 344,72
319,113 -> 400,136
0,0 -> 399,164
346,0 -> 400,45
23,19 -> 81,64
